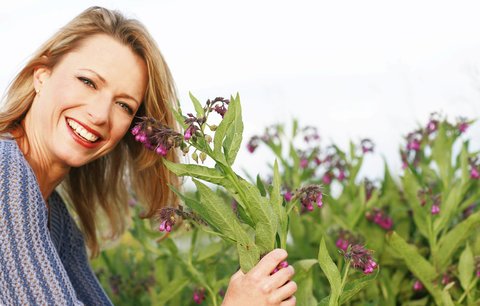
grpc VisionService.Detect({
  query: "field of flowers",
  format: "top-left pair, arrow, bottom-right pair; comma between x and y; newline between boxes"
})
91,95 -> 480,306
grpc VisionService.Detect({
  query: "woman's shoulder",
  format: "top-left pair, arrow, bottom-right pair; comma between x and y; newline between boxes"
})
0,135 -> 30,173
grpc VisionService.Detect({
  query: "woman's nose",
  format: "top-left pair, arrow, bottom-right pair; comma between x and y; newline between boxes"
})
86,98 -> 111,126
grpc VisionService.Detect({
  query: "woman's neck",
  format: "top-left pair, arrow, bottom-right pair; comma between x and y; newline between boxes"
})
12,125 -> 70,202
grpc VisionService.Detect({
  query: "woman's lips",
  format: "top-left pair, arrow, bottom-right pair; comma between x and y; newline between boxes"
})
65,118 -> 102,149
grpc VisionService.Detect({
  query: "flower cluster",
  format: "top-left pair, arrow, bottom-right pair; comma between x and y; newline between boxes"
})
457,116 -> 469,134
292,185 -> 324,213
193,287 -> 206,304
361,138 -> 375,154
131,117 -> 184,156
401,113 -> 472,171
365,208 -> 393,230
342,244 -> 378,275
417,187 -> 441,215
156,205 -> 207,233
335,229 -> 363,252
469,157 -> 480,179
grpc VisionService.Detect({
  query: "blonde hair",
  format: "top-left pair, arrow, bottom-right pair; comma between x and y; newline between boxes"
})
0,6 -> 179,256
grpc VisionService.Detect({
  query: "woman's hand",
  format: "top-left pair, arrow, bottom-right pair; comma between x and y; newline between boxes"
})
222,249 -> 297,306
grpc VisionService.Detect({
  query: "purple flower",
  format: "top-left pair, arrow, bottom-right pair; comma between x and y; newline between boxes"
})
300,158 -> 309,169
366,208 -> 393,230
407,139 -> 421,151
413,280 -> 424,291
284,191 -> 292,202
156,207 -> 177,233
184,126 -> 193,140
361,139 -> 375,154
336,238 -> 349,251
471,167 -> 480,179
131,117 -> 183,157
457,117 -> 469,134
337,169 -> 346,181
209,97 -> 229,118
193,288 -> 206,304
427,120 -> 438,133
155,144 -> 168,156
271,260 -> 289,275
322,173 -> 332,185
292,185 -> 324,213
431,204 -> 440,215
426,112 -> 441,134
316,193 -> 323,208
246,136 -> 260,153
342,244 -> 378,275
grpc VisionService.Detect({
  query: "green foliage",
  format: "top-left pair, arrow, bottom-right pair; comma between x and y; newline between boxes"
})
94,101 -> 480,305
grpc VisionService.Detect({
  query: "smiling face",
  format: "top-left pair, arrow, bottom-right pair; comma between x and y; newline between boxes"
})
27,34 -> 147,168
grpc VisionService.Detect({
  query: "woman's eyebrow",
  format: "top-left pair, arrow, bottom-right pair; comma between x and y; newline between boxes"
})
79,68 -> 140,105
79,68 -> 107,84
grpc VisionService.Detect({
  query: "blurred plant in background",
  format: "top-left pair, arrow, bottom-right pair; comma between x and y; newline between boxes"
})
91,98 -> 480,305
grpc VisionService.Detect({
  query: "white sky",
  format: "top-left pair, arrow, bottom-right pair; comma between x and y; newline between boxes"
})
2,0 -> 480,180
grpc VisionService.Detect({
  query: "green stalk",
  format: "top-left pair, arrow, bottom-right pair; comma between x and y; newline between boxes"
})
340,261 -> 351,291
457,277 -> 478,304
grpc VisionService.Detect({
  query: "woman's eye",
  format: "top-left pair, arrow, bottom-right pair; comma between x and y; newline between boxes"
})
117,102 -> 134,115
78,77 -> 96,89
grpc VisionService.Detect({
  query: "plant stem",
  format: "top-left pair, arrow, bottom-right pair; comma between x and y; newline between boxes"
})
457,277 -> 478,304
340,260 -> 351,293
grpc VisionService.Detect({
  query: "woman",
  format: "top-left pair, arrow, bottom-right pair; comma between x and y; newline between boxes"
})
0,6 -> 297,306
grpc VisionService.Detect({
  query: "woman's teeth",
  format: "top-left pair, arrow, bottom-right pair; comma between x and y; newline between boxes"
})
67,119 -> 99,142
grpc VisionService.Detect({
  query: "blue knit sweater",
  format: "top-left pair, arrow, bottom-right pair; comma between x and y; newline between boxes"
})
0,137 -> 113,305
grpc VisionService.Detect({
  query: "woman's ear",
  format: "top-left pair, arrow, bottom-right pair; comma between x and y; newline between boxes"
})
33,66 -> 51,93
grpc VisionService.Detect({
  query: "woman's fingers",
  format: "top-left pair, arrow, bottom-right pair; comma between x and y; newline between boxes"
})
260,265 -> 295,294
249,249 -> 288,278
269,281 -> 297,304
280,295 -> 296,306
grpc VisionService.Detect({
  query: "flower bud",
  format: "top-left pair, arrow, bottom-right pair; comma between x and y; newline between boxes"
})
209,124 -> 218,131
205,135 -> 212,143
192,152 -> 199,163
200,152 -> 207,163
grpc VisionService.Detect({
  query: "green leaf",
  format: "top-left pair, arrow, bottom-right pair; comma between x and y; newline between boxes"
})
433,181 -> 464,234
402,169 -> 428,238
162,159 -> 231,187
294,267 -> 318,306
437,212 -> 480,268
458,243 -> 475,291
386,231 -> 443,305
339,270 -> 378,304
431,122 -> 453,188
256,174 -> 267,197
223,94 -> 244,165
189,92 -> 204,117
155,277 -> 190,305
232,178 -> 278,254
162,158 -> 229,186
237,240 -> 260,272
292,259 -> 318,277
196,242 -> 224,262
460,143 -> 470,186
318,237 -> 341,306
193,179 -> 259,271
271,160 -> 288,248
